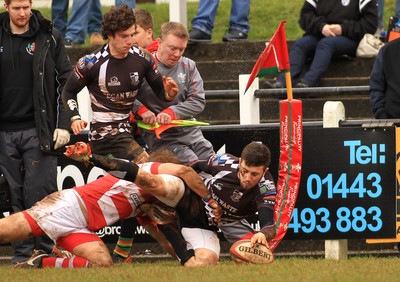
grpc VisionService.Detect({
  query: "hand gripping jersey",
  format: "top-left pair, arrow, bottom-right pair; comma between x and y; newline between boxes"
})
63,45 -> 167,141
199,153 -> 276,224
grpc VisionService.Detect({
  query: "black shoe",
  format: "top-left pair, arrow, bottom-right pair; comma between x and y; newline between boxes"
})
12,249 -> 48,269
265,81 -> 284,89
111,253 -> 133,263
64,38 -> 82,48
189,28 -> 211,42
295,80 -> 311,88
222,28 -> 248,42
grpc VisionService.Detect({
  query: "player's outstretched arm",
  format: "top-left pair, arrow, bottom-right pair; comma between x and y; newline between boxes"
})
64,142 -> 165,196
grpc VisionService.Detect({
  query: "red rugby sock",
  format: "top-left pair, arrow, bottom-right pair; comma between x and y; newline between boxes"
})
42,256 -> 90,268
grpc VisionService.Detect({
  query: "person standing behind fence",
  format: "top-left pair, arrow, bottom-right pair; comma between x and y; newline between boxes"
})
51,0 -> 104,47
376,0 -> 400,37
270,0 -> 377,89
116,0 -> 135,8
134,21 -> 214,163
188,0 -> 250,42
369,37 -> 400,119
0,0 -> 72,264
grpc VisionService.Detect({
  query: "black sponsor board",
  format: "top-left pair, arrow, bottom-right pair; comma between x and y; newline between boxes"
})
41,125 -> 398,242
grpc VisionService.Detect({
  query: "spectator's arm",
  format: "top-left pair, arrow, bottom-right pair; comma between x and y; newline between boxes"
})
299,0 -> 327,36
53,32 -> 73,131
369,49 -> 388,119
340,0 -> 377,41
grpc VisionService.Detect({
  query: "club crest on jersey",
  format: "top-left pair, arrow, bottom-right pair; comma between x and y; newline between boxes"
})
130,72 -> 139,86
341,0 -> 349,6
178,73 -> 186,84
26,42 -> 35,55
231,189 -> 243,202
108,76 -> 121,86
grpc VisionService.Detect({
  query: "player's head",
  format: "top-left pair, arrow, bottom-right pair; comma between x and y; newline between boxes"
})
4,0 -> 32,30
132,8 -> 154,48
156,21 -> 188,67
102,5 -> 136,57
238,142 -> 270,189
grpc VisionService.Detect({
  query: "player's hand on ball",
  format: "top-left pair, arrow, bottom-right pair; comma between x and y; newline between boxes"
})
250,232 -> 268,248
65,141 -> 92,165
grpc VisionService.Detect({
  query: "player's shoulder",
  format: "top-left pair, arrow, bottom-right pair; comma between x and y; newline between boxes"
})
76,47 -> 104,70
130,46 -> 154,63
179,55 -> 196,66
212,153 -> 236,163
258,171 -> 276,193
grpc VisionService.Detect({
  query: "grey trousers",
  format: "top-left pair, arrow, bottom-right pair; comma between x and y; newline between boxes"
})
0,128 -> 57,263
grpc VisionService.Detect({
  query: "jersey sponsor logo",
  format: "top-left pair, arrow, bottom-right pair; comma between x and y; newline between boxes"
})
129,72 -> 139,86
341,0 -> 349,6
259,179 -> 275,192
130,193 -> 142,207
105,91 -> 137,101
231,189 -> 243,202
77,57 -> 85,69
26,42 -> 35,55
108,76 -> 121,86
178,73 -> 186,84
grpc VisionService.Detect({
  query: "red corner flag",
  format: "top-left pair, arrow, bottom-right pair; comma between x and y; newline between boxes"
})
244,21 -> 290,93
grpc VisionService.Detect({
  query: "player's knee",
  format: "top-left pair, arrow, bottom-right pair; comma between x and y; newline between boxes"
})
194,249 -> 218,265
90,255 -> 113,267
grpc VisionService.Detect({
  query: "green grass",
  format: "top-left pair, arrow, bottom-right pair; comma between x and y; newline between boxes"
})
1,257 -> 400,282
8,0 -> 396,44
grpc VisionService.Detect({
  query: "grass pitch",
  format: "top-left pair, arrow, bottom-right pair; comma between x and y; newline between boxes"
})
1,257 -> 399,282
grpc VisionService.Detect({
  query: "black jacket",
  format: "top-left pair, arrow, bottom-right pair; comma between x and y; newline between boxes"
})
0,10 -> 71,151
369,37 -> 400,119
299,0 -> 377,41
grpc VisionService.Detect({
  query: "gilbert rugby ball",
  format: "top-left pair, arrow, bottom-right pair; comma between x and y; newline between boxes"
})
229,239 -> 274,264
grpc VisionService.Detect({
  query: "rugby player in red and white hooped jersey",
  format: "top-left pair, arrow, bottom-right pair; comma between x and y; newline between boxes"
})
0,142 -> 221,268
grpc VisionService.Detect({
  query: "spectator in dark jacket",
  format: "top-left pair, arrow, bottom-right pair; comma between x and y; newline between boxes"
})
369,37 -> 400,119
0,0 -> 72,264
272,0 -> 377,88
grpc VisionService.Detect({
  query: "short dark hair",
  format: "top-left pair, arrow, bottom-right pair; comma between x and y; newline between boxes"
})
132,8 -> 153,30
5,0 -> 32,5
241,142 -> 271,168
101,5 -> 135,39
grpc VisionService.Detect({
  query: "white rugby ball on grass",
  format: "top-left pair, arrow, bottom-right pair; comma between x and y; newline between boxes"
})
229,239 -> 274,264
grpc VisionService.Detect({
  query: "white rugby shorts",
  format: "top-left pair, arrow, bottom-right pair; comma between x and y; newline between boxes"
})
26,189 -> 93,241
181,227 -> 220,257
